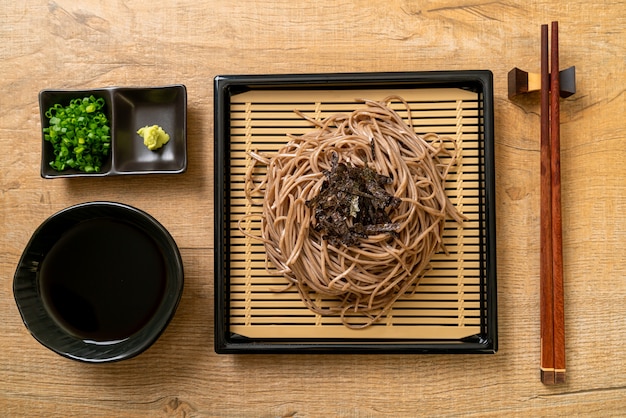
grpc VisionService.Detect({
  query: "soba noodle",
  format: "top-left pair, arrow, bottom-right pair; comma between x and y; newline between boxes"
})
242,96 -> 464,328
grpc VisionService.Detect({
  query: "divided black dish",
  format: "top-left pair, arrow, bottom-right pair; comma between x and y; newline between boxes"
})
39,85 -> 187,178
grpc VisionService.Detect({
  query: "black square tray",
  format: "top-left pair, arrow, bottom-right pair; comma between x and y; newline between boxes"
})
214,71 -> 497,354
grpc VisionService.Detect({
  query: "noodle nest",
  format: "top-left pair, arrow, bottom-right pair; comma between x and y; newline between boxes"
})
243,96 -> 464,328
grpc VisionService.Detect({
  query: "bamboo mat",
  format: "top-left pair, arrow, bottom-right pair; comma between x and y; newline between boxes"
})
227,87 -> 486,340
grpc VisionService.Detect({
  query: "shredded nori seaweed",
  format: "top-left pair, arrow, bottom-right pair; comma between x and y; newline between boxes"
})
306,153 -> 401,247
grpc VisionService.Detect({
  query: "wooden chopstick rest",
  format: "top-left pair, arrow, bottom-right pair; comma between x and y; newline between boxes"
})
507,66 -> 576,99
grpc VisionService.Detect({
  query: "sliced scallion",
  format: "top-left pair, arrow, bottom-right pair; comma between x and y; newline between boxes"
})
43,95 -> 111,173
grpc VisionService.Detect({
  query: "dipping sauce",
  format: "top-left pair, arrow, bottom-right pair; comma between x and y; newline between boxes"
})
38,218 -> 166,342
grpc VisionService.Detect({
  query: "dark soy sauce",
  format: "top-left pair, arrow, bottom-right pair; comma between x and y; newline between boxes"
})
39,218 -> 166,342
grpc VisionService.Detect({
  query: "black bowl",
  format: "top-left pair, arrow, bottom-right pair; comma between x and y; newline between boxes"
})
13,202 -> 184,363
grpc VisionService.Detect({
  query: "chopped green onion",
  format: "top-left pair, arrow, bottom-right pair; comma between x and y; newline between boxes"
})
43,95 -> 111,173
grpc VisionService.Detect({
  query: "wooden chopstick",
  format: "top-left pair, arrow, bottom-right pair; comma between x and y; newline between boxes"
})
539,23 -> 555,385
550,21 -> 566,384
540,21 -> 566,385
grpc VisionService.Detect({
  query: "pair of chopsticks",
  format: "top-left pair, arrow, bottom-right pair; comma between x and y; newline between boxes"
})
540,21 -> 566,385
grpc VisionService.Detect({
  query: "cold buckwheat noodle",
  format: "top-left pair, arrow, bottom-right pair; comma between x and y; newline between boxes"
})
242,96 -> 464,328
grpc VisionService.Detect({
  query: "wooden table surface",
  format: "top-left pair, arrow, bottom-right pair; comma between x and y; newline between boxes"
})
2,1 -> 625,416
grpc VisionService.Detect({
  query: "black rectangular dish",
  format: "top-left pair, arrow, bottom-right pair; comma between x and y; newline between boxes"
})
39,85 -> 187,178
214,71 -> 497,354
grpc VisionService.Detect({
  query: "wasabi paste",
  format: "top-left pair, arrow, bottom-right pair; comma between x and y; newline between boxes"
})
137,125 -> 170,151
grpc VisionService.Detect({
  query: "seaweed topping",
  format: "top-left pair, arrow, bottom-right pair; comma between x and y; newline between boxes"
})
306,153 -> 401,247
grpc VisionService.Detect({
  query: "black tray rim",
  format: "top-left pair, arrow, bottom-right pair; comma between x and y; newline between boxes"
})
214,70 -> 497,354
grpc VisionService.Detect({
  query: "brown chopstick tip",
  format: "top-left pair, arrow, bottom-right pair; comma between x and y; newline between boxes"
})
541,368 -> 555,385
555,370 -> 566,384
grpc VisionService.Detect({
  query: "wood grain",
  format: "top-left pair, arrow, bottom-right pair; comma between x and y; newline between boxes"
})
2,0 -> 626,416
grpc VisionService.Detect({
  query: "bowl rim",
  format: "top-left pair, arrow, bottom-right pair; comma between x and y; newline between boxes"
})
13,201 -> 184,363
